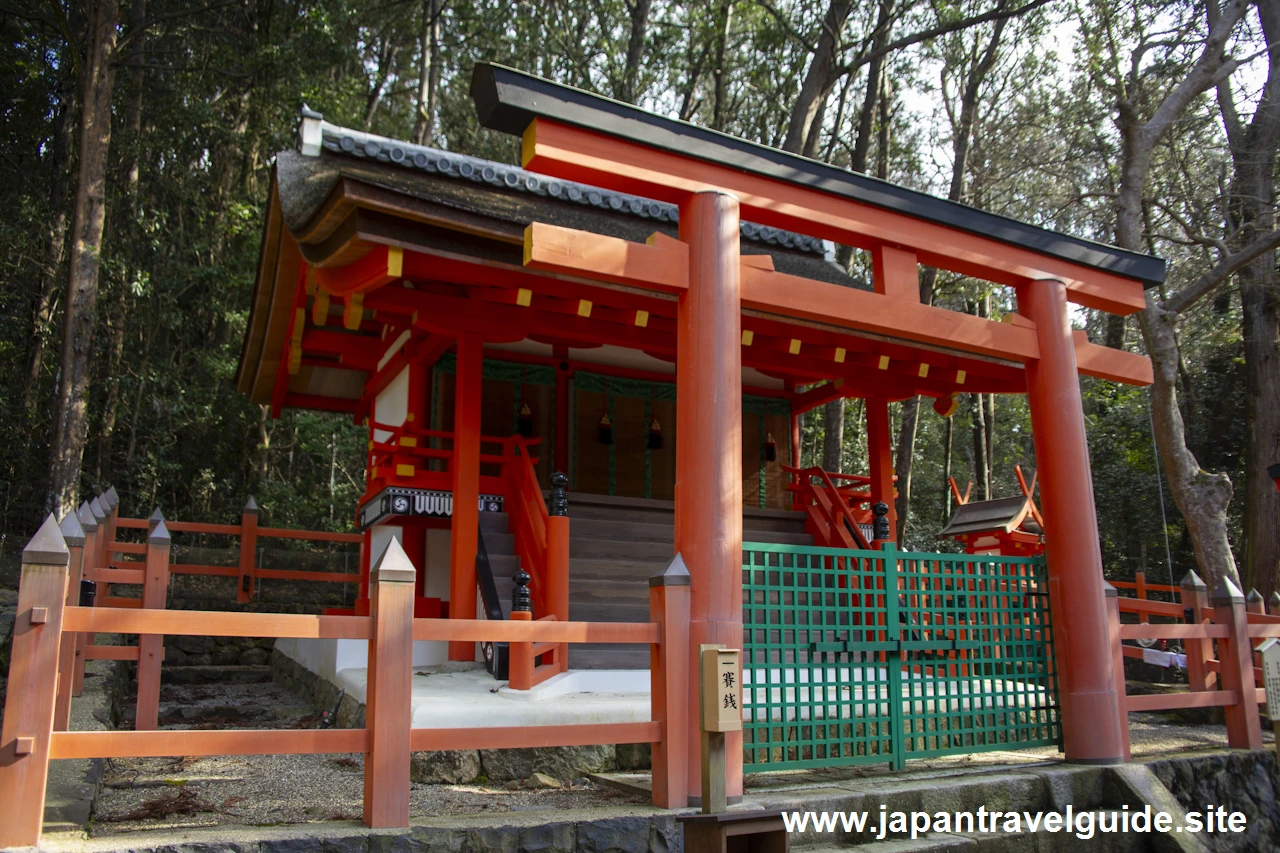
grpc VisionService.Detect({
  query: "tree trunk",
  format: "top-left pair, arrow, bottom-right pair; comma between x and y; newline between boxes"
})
24,73 -> 78,417
618,0 -> 654,103
47,0 -> 119,517
413,0 -> 441,145
1239,262 -> 1280,597
98,0 -> 147,483
893,395 -> 919,541
710,0 -> 734,130
971,393 -> 989,500
782,0 -> 855,154
822,398 -> 844,472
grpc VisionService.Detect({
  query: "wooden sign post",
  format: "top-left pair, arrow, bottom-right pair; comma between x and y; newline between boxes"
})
699,644 -> 741,814
1259,638 -> 1280,756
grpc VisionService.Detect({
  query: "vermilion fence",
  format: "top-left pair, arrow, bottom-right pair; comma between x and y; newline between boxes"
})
0,505 -> 690,849
1106,572 -> 1279,759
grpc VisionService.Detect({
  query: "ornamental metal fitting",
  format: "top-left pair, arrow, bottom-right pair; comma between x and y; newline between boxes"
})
512,569 -> 532,613
872,501 -> 890,541
549,472 -> 569,517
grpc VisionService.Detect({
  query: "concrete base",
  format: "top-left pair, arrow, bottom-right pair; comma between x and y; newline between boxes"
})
274,639 -> 651,729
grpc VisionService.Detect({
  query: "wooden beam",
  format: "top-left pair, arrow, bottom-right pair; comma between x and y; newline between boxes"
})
62,607 -> 372,640
50,728 -> 369,759
314,244 -> 403,297
409,722 -> 659,751
1072,330 -> 1153,386
873,245 -> 920,302
522,118 -> 1149,315
791,380 -> 847,415
524,223 -> 688,291
741,264 -> 1040,363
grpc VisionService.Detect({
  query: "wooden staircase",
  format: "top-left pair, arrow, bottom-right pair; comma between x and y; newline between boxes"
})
481,492 -> 813,670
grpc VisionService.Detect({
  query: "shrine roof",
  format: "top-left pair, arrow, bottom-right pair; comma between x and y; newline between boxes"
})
937,496 -> 1035,538
472,63 -> 1166,288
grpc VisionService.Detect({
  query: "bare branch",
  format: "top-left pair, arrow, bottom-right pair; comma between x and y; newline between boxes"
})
1165,227 -> 1280,315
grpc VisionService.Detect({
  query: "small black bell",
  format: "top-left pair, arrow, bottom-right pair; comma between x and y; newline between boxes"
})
648,417 -> 663,450
764,432 -> 778,462
598,412 -> 613,445
518,401 -> 534,437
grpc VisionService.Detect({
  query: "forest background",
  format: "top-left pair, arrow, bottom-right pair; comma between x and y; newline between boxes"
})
2,0 -> 1278,595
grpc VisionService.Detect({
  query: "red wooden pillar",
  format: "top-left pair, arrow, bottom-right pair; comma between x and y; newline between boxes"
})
402,524 -> 427,600
675,190 -> 743,803
650,554 -> 691,809
363,538 -> 415,828
1102,583 -> 1132,760
554,346 -> 571,476
135,522 -> 172,731
237,497 -> 259,603
865,396 -> 897,540
75,502 -> 100,696
448,332 -> 483,661
1180,571 -> 1215,692
1017,277 -> 1126,763
1213,577 -> 1262,749
0,516 -> 69,849
54,511 -> 87,731
547,472 -> 571,671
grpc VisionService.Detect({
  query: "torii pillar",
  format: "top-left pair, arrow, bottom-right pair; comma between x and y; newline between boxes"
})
674,190 -> 743,802
1017,277 -> 1127,763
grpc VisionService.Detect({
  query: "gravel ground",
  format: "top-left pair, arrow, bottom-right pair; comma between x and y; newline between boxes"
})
92,679 -> 646,837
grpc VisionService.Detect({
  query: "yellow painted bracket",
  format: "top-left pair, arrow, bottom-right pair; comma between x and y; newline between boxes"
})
523,222 -> 689,292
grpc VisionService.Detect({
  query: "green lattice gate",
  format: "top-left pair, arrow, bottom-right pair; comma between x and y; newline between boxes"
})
741,543 -> 1060,772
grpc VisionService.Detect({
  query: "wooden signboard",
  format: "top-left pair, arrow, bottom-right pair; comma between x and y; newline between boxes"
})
701,647 -> 743,733
1259,638 -> 1280,756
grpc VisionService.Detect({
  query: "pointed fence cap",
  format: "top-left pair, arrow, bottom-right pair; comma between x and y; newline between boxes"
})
1211,576 -> 1245,606
59,510 -> 86,547
148,507 -> 165,530
89,496 -> 106,522
1248,588 -> 1264,604
105,485 -> 119,508
24,514 -> 69,566
77,501 -> 98,532
1180,570 -> 1207,591
650,552 -> 692,587
98,488 -> 113,511
1270,592 -> 1280,608
148,519 -> 171,546
371,536 -> 416,584
1102,580 -> 1117,599
243,495 -> 259,515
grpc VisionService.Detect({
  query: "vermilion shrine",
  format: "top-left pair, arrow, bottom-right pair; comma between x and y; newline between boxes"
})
3,63 -> 1193,847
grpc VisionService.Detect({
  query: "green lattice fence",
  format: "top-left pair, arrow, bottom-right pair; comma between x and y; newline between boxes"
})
742,543 -> 1060,772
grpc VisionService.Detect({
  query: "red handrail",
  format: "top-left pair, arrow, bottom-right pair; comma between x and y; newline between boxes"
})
503,436 -> 550,617
783,464 -> 874,549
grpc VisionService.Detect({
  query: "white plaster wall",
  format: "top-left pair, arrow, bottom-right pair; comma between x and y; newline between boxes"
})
275,637 -> 446,680
373,365 -> 409,442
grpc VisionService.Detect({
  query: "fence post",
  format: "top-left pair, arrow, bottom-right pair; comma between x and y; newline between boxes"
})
1180,571 -> 1215,692
1102,583 -> 1132,761
74,502 -> 99,697
135,522 -> 172,731
0,515 -> 70,849
362,537 -> 415,829
508,570 -> 534,690
1213,577 -> 1262,750
89,497 -> 108,600
238,496 -> 259,603
1135,571 -> 1148,624
547,471 -> 570,673
1270,592 -> 1280,618
54,511 -> 87,731
1248,588 -> 1265,616
650,554 -> 690,809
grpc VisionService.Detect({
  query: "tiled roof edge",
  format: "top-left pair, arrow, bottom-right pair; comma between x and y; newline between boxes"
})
297,107 -> 827,255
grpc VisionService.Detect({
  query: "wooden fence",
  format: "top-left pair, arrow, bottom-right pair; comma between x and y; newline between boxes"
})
1106,572 -> 1280,760
0,508 -> 691,849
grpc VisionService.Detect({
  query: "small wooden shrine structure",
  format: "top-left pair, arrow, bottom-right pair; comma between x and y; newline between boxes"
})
231,61 -> 1161,798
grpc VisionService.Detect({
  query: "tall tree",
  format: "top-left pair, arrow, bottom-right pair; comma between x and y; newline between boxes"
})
1087,0 -> 1252,588
1218,0 -> 1280,597
413,0 -> 441,145
47,0 -> 120,517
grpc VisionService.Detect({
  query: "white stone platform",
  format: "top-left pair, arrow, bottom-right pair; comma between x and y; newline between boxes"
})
275,638 -> 650,728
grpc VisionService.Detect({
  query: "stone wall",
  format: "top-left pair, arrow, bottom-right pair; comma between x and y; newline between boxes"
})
1147,750 -> 1280,852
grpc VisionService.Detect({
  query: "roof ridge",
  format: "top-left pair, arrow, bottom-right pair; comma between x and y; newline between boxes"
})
296,109 -> 829,256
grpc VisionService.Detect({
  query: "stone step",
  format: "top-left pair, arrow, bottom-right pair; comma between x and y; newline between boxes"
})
479,512 -> 508,533
565,645 -> 650,670
570,530 -> 810,560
